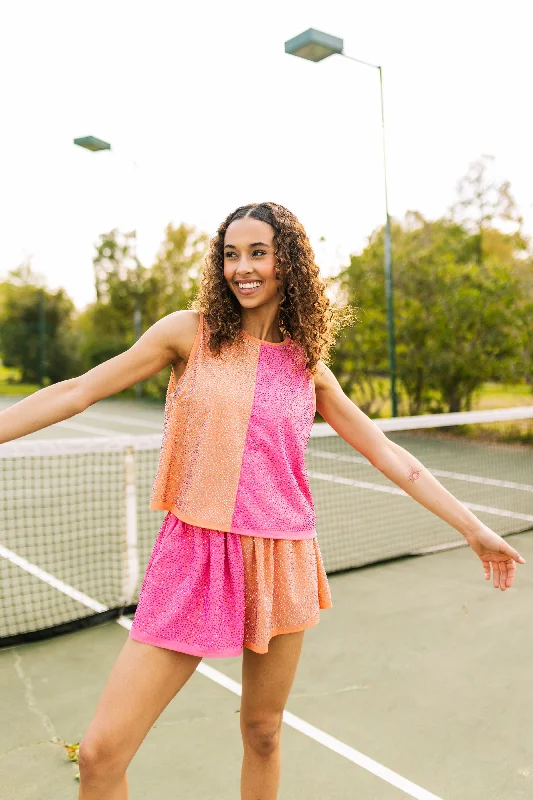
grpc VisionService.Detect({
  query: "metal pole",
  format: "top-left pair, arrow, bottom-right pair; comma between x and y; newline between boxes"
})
132,228 -> 142,401
343,55 -> 398,417
130,156 -> 142,401
378,66 -> 398,417
38,288 -> 45,389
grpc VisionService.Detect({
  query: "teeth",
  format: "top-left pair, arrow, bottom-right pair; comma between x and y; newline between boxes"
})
238,282 -> 261,288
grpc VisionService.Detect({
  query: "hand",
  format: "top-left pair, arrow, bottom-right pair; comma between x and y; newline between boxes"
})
466,525 -> 526,591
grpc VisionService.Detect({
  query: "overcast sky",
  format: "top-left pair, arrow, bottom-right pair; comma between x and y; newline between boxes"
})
1,0 -> 532,310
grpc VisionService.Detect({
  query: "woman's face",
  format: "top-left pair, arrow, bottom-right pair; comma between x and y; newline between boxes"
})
223,218 -> 282,309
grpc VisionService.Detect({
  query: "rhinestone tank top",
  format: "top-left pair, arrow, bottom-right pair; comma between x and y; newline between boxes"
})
149,311 -> 317,539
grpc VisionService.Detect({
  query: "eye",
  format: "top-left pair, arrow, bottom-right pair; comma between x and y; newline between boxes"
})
224,250 -> 266,258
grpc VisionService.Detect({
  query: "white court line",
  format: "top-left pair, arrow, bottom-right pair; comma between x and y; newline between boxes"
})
0,543 -> 107,613
0,542 -> 442,799
54,420 -> 127,436
307,448 -> 533,493
34,412 -> 161,439
56,410 -> 533,493
79,410 -> 163,430
307,470 -> 533,524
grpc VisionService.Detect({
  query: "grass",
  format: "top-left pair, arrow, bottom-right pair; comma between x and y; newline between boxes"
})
0,365 -> 146,401
473,382 -> 533,409
2,364 -> 532,414
346,380 -> 532,418
0,365 -> 41,395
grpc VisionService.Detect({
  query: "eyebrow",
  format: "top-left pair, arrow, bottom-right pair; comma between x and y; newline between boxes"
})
224,241 -> 271,249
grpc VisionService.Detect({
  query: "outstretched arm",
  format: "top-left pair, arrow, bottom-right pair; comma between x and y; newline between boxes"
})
314,361 -> 526,590
0,310 -> 189,445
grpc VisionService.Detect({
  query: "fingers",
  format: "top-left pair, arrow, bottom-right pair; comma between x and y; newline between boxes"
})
498,562 -> 508,590
487,558 -> 518,590
492,561 -> 501,589
504,559 -> 517,589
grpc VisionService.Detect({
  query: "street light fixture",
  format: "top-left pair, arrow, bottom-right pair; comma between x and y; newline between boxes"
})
73,136 -> 111,152
284,28 -> 398,417
74,135 -> 143,401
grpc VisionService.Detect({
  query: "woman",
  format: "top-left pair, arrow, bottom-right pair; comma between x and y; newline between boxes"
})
1,201 -> 526,800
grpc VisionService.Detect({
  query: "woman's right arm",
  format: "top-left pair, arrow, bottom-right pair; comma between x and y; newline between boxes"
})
0,310 -> 189,445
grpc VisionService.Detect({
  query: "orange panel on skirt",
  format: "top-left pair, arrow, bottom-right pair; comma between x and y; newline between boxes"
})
129,512 -> 332,658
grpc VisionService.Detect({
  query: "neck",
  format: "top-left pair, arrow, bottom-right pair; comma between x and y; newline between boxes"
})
240,309 -> 283,344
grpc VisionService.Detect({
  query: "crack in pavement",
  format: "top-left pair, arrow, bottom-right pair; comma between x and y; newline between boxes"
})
0,739 -> 58,761
290,684 -> 369,698
12,650 -> 57,740
153,712 -> 235,728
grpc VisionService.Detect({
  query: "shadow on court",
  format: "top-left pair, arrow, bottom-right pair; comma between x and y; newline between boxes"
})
1,530 -> 532,800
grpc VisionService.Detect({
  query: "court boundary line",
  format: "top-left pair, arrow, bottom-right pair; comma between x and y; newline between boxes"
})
307,447 -> 533,492
307,470 -> 533,524
0,542 -> 442,800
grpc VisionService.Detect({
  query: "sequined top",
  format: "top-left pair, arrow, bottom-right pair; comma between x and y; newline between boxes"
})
149,311 -> 317,539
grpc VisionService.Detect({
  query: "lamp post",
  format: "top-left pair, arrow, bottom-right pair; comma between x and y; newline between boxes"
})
38,287 -> 45,389
284,29 -> 398,417
73,136 -> 143,401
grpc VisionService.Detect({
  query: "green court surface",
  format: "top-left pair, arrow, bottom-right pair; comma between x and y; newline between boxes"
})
1,396 -> 532,798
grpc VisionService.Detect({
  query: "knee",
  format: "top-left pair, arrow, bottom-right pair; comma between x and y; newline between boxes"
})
241,714 -> 283,757
78,735 -> 126,783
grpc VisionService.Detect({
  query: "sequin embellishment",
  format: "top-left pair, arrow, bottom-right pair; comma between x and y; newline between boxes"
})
130,513 -> 333,657
149,313 -> 317,539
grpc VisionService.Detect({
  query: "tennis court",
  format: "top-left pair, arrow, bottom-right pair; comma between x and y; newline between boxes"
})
1,395 -> 532,799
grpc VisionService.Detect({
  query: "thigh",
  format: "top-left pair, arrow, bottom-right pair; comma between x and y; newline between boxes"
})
81,636 -> 201,765
240,631 -> 304,719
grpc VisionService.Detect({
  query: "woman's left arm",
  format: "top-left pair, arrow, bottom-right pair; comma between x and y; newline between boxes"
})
314,362 -> 526,591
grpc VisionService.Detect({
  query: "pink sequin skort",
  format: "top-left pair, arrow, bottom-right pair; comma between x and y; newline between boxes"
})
129,512 -> 333,657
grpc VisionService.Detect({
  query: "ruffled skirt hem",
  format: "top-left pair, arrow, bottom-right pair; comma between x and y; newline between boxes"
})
130,512 -> 332,657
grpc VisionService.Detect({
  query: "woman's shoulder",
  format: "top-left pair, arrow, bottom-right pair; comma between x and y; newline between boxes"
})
166,310 -> 202,379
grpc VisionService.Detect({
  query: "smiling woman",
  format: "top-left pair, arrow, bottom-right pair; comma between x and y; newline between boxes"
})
191,201 -> 356,371
223,223 -> 285,331
0,200 -> 526,800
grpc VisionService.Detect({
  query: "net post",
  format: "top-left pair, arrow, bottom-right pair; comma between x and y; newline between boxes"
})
122,444 -> 139,606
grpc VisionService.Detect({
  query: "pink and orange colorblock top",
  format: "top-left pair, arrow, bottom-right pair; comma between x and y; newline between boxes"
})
149,312 -> 317,539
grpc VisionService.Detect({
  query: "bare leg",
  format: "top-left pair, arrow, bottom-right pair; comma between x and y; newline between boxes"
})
78,637 -> 201,799
240,630 -> 304,800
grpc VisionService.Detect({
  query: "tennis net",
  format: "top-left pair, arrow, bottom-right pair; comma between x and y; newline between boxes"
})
1,405 -> 532,644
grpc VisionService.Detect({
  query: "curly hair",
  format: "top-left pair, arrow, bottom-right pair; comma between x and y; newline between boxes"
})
189,202 -> 356,377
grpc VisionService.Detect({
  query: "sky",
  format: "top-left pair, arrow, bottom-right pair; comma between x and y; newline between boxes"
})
1,0 -> 532,310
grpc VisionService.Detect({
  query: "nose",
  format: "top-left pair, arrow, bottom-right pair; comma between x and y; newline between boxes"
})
235,267 -> 255,278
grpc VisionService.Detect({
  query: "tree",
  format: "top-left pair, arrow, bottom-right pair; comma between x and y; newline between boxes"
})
141,222 -> 207,398
75,229 -> 143,375
143,222 -> 206,327
0,262 -> 80,384
331,212 -> 524,415
75,223 -> 207,400
449,155 -> 525,265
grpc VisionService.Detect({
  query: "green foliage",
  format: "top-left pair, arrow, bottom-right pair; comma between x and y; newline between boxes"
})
144,222 -> 206,325
449,154 -> 525,265
0,263 -> 81,384
1,158 -> 531,413
75,223 -> 207,400
332,211 -> 529,415
76,230 -> 141,375
515,258 -> 533,390
140,222 -> 207,398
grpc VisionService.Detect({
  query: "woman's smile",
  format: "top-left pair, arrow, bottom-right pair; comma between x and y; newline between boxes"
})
234,280 -> 263,295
